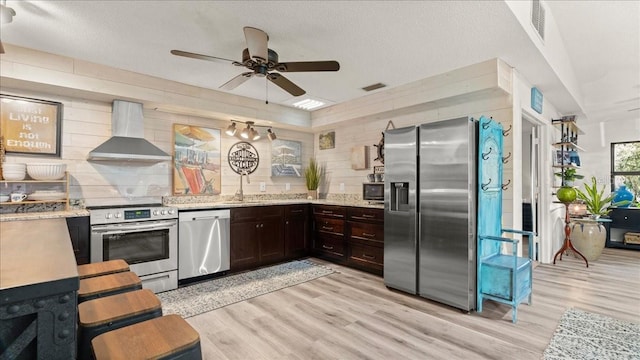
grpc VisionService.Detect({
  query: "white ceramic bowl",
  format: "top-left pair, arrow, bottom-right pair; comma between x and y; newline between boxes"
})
2,169 -> 26,181
2,163 -> 26,171
26,163 -> 67,180
0,195 -> 9,202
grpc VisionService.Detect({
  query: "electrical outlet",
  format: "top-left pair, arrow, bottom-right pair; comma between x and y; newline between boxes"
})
339,183 -> 345,192
285,183 -> 290,191
260,182 -> 266,192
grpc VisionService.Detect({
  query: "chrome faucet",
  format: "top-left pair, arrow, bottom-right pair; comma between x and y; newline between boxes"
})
235,170 -> 250,201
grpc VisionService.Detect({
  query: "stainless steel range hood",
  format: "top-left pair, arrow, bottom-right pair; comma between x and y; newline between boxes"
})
88,100 -> 171,162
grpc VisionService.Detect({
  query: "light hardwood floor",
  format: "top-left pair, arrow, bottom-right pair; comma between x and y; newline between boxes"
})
186,248 -> 640,360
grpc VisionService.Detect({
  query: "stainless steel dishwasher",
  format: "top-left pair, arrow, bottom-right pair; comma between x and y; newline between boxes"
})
178,209 -> 230,281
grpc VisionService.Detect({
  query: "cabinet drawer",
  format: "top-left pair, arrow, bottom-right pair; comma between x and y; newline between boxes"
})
286,204 -> 308,217
313,205 -> 346,219
349,222 -> 383,244
348,242 -> 383,271
232,206 -> 283,221
314,218 -> 345,236
315,234 -> 345,257
609,209 -> 640,230
347,207 -> 383,223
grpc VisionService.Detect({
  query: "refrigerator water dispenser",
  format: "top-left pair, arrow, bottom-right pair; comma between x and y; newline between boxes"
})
390,182 -> 409,211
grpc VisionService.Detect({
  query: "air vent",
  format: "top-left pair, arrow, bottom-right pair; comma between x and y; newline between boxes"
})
531,0 -> 546,40
362,83 -> 387,92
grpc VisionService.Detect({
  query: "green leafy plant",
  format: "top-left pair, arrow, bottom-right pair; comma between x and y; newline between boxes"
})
575,177 -> 615,216
554,168 -> 584,182
304,157 -> 322,190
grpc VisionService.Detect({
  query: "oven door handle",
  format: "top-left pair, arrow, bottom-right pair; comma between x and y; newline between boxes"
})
91,220 -> 177,233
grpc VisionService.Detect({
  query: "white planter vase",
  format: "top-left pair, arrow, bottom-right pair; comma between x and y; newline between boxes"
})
570,220 -> 606,261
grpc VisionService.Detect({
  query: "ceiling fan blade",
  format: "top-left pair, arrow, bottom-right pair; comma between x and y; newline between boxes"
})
220,72 -> 253,90
170,49 -> 236,63
267,73 -> 305,96
243,27 -> 268,63
275,61 -> 340,72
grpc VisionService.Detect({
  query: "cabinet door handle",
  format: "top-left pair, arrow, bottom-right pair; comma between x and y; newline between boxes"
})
322,226 -> 334,231
286,221 -> 289,225
256,224 -> 259,228
260,224 -> 264,228
322,245 -> 334,250
362,232 -> 376,238
361,214 -> 374,218
292,209 -> 303,213
322,210 -> 333,214
362,254 -> 375,259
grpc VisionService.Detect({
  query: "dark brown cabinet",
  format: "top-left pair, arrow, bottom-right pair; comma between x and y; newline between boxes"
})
284,204 -> 310,259
66,216 -> 90,265
311,204 -> 384,275
230,206 -> 284,271
312,205 -> 347,261
347,207 -> 384,275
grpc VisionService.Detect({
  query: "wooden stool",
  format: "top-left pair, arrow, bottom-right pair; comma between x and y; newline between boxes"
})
92,314 -> 202,360
78,271 -> 142,303
77,289 -> 162,360
78,259 -> 129,280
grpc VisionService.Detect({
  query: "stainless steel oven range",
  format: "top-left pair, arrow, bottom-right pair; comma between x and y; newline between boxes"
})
90,205 -> 178,293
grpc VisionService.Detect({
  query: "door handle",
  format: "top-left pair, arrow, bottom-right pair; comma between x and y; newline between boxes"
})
322,245 -> 334,250
362,232 -> 376,238
362,254 -> 375,259
322,226 -> 334,231
361,214 -> 374,218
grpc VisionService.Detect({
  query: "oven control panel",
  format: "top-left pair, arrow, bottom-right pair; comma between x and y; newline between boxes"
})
90,206 -> 178,225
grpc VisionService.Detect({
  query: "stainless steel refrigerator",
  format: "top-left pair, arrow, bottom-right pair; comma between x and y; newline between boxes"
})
384,117 -> 477,311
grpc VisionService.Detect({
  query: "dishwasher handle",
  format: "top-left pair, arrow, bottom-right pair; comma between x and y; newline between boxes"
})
179,210 -> 230,222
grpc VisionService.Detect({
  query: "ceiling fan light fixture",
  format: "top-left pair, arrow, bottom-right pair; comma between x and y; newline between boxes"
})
0,1 -> 16,24
225,122 -> 237,136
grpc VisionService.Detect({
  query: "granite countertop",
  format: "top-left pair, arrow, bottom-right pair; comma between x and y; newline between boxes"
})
171,199 -> 384,210
0,198 -> 383,221
0,209 -> 90,222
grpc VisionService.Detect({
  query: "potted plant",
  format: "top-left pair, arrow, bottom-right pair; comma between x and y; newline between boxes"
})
575,176 -> 615,219
304,157 -> 322,199
555,168 -> 584,187
570,176 -> 619,261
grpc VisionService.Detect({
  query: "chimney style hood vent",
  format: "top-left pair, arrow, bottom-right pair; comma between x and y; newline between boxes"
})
88,100 -> 171,162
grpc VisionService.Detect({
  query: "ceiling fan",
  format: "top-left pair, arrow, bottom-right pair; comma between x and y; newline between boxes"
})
170,27 -> 339,97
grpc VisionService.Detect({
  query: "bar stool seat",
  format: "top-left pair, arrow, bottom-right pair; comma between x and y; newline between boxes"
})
78,271 -> 142,303
77,289 -> 162,360
92,314 -> 202,360
78,259 -> 129,280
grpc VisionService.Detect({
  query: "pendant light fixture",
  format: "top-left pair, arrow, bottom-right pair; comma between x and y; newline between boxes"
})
227,120 -> 275,142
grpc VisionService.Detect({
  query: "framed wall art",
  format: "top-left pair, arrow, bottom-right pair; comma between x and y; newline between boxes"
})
228,142 -> 259,175
0,94 -> 63,157
319,130 -> 335,150
271,139 -> 302,177
173,124 -> 221,195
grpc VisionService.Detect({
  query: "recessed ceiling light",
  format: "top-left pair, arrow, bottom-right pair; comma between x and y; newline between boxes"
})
292,98 -> 325,110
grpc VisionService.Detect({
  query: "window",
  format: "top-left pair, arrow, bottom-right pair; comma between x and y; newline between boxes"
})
611,141 -> 640,203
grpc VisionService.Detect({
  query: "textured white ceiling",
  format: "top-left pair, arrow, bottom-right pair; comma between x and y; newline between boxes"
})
1,0 -> 638,125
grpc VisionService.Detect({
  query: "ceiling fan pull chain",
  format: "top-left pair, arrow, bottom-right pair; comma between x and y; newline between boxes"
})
265,78 -> 269,104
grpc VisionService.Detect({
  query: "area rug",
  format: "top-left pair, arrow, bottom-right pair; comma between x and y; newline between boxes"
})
543,308 -> 640,360
157,260 -> 335,318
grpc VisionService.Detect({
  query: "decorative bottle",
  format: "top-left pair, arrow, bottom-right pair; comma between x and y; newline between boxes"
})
613,185 -> 634,207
